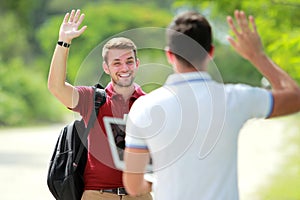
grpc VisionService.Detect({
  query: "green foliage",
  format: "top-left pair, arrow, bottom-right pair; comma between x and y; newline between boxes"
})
0,12 -> 29,62
136,49 -> 173,92
0,58 -> 65,126
173,0 -> 300,85
0,0 -> 48,30
265,31 -> 300,83
0,10 -> 66,126
37,2 -> 172,85
2,0 -> 299,127
0,1 -> 173,127
214,43 -> 263,85
257,114 -> 300,199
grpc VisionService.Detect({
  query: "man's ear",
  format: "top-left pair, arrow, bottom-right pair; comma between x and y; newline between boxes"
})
135,58 -> 140,68
208,45 -> 214,58
165,47 -> 175,65
102,61 -> 110,74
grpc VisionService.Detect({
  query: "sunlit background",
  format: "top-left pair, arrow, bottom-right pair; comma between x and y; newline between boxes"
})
0,0 -> 299,199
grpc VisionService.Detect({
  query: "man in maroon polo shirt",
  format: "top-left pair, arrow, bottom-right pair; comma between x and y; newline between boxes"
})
48,9 -> 152,200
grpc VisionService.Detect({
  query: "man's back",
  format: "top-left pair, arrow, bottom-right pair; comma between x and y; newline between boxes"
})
126,71 -> 272,199
123,10 -> 300,199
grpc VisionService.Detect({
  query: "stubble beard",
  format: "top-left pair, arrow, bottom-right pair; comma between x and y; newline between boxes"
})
112,76 -> 135,88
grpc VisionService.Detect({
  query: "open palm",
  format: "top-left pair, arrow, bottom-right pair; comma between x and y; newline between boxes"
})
59,9 -> 87,42
227,10 -> 264,61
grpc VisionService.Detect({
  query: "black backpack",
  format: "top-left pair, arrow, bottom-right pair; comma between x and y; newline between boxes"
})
47,85 -> 106,200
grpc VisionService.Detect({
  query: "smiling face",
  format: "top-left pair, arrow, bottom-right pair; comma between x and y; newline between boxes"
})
103,49 -> 139,88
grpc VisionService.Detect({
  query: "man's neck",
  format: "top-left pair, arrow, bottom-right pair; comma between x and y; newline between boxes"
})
113,83 -> 135,101
176,66 -> 198,73
174,56 -> 209,73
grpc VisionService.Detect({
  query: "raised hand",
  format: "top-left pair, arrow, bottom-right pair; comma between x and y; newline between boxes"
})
59,9 -> 87,43
226,10 -> 264,61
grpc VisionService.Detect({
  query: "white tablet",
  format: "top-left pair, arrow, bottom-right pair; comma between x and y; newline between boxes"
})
103,116 -> 153,173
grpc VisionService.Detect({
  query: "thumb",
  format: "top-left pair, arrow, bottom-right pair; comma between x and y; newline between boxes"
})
74,26 -> 87,38
227,36 -> 238,50
78,25 -> 87,35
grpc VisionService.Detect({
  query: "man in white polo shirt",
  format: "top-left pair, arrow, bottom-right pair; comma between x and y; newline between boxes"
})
122,10 -> 300,199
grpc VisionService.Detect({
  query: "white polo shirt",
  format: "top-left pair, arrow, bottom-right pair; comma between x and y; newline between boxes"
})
126,72 -> 273,200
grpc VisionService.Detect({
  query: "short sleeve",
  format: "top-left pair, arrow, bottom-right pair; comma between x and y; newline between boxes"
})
71,86 -> 94,124
125,96 -> 149,149
228,84 -> 273,119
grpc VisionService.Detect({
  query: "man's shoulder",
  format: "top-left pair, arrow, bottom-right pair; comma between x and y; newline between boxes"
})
134,87 -> 172,106
224,83 -> 268,95
133,83 -> 146,95
75,85 -> 95,104
76,85 -> 94,92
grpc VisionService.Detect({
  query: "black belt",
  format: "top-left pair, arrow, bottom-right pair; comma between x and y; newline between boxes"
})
100,187 -> 128,195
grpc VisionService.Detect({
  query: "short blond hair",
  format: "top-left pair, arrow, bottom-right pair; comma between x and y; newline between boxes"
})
102,37 -> 137,64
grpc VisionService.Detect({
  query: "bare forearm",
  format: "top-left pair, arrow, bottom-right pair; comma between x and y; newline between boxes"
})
123,148 -> 152,196
47,10 -> 86,108
48,44 -> 79,108
123,173 -> 152,196
249,53 -> 299,90
48,44 -> 69,93
227,10 -> 300,117
250,53 -> 300,117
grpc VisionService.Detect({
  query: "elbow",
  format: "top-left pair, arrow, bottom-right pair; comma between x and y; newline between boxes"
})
295,88 -> 300,111
270,88 -> 300,117
47,79 -> 54,93
289,87 -> 300,113
47,81 -> 58,96
47,73 -> 55,92
47,77 -> 62,97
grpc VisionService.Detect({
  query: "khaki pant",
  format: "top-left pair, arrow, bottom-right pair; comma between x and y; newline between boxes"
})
81,190 -> 153,200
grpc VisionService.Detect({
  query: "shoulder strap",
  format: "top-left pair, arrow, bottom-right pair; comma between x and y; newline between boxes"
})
73,86 -> 106,168
94,87 -> 106,115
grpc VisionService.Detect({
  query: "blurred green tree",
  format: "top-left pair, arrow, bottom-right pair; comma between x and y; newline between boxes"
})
0,1 -> 173,126
37,2 -> 172,85
172,0 -> 300,85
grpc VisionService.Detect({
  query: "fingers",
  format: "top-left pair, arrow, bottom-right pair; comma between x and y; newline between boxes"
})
227,10 -> 263,61
63,12 -> 70,23
226,36 -> 238,49
60,9 -> 87,40
78,25 -> 88,35
234,10 -> 244,32
68,10 -> 76,23
227,16 -> 239,37
66,9 -> 83,24
228,10 -> 255,35
76,13 -> 85,27
249,15 -> 257,33
73,9 -> 81,23
236,10 -> 251,33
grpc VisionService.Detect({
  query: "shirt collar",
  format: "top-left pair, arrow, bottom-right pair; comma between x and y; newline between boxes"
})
105,82 -> 145,100
165,71 -> 212,86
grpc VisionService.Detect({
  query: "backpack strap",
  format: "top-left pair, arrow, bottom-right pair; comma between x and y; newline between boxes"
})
94,87 -> 106,115
73,86 -> 106,169
94,83 -> 106,114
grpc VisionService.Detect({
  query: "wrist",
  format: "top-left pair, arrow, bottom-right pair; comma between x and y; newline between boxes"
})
248,51 -> 266,63
57,41 -> 71,48
58,35 -> 72,44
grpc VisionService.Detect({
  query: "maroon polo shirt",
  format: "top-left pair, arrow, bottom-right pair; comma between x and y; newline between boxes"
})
72,82 -> 145,190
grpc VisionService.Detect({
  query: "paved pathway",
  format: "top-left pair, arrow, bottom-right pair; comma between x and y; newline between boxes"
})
0,118 -> 290,200
0,124 -> 62,200
238,118 -> 287,199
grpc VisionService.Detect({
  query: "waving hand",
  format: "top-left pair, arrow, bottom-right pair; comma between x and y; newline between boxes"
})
226,10 -> 264,61
59,9 -> 87,43
226,10 -> 300,118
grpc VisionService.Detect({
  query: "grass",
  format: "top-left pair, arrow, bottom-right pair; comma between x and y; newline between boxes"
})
257,113 -> 300,199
